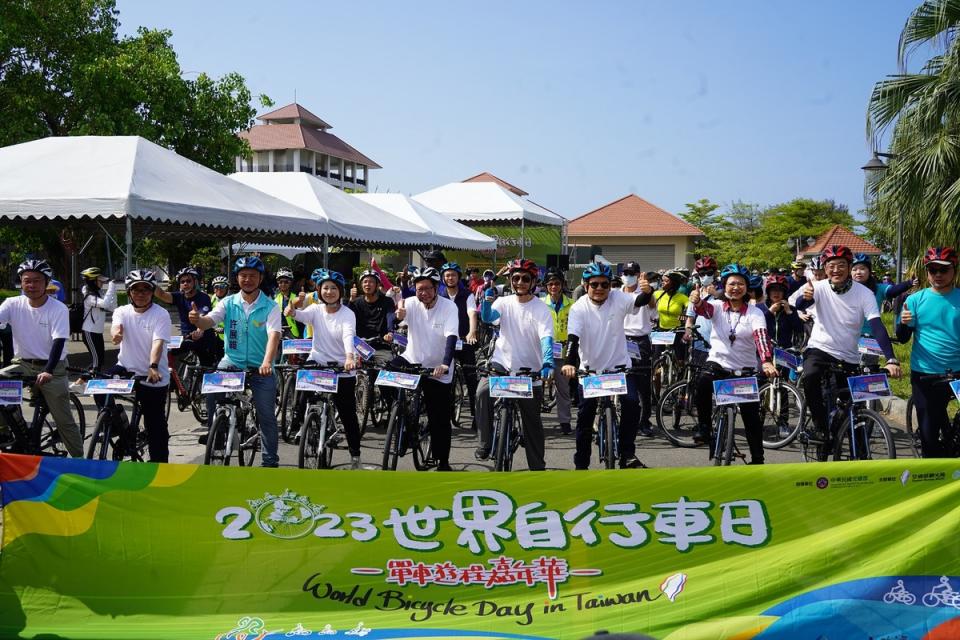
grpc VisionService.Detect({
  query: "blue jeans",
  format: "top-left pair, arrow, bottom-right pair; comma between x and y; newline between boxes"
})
205,370 -> 279,467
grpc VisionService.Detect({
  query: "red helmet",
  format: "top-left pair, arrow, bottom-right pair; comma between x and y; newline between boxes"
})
508,259 -> 539,280
765,274 -> 788,290
820,244 -> 853,264
695,256 -> 718,272
923,246 -> 958,267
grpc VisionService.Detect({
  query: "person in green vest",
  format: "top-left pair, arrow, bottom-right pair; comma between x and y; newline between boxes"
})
540,268 -> 574,434
210,275 -> 229,360
273,267 -> 303,339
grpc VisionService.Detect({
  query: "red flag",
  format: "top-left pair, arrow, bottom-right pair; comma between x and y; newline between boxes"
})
371,258 -> 394,290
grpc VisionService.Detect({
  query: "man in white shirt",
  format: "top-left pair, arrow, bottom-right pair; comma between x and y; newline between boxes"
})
0,259 -> 83,457
796,245 -> 901,436
475,259 -> 554,470
190,256 -> 283,467
109,270 -> 171,462
621,261 -> 657,437
561,262 -> 654,469
393,267 -> 459,471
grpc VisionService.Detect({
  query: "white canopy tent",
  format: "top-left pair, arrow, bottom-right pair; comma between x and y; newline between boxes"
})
0,136 -> 355,273
352,193 -> 496,251
228,172 -> 434,247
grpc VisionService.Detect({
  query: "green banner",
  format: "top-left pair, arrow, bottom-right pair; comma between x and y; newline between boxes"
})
3,454 -> 960,639
444,224 -> 562,272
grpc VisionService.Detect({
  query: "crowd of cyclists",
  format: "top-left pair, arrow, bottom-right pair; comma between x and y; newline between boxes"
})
1,241 -> 958,469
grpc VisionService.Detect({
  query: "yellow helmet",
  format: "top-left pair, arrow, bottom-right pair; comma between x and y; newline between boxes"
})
80,267 -> 102,280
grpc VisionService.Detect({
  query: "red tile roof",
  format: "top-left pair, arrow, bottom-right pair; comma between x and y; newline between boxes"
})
803,225 -> 881,256
568,194 -> 703,237
462,172 -> 528,196
239,124 -> 381,169
257,103 -> 331,129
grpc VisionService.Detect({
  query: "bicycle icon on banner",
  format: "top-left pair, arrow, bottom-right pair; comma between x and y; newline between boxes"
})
883,576 -> 960,608
882,580 -> 916,605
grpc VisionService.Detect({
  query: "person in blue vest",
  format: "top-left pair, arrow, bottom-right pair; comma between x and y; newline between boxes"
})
189,256 -> 283,467
438,262 -> 480,426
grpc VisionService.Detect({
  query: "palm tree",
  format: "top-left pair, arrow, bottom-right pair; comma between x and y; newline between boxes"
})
866,0 -> 960,266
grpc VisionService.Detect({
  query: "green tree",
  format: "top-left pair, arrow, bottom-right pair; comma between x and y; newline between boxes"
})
747,198 -> 854,268
866,0 -> 960,260
679,199 -> 722,258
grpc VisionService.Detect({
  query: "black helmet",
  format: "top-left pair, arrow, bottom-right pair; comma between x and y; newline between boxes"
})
423,249 -> 447,263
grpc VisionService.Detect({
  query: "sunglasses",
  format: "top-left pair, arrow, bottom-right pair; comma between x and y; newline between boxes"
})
700,270 -> 716,276
927,265 -> 954,275
588,281 -> 611,290
511,275 -> 533,283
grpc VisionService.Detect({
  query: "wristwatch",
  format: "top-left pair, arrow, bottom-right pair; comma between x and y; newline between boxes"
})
149,363 -> 159,370
887,358 -> 900,365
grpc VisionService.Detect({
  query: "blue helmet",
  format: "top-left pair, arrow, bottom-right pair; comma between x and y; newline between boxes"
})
852,253 -> 872,269
440,262 -> 461,275
719,263 -> 750,286
581,262 -> 613,281
311,268 -> 346,289
748,275 -> 764,290
233,256 -> 264,274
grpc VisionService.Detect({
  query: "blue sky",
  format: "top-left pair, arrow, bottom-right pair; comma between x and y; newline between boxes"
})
117,0 -> 918,220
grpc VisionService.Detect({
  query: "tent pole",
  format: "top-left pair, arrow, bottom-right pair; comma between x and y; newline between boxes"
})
323,235 -> 329,268
227,238 -> 234,281
124,217 -> 133,274
520,217 -> 525,260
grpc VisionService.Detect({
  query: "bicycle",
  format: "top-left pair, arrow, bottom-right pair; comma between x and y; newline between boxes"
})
795,361 -> 896,462
709,369 -> 760,466
759,351 -> 806,449
904,371 -> 960,458
81,370 -> 150,462
651,327 -> 689,400
0,370 -> 87,456
277,362 -> 349,469
477,365 -> 541,472
202,367 -> 261,467
166,343 -> 207,423
655,327 -> 710,447
376,361 -> 437,471
577,365 -> 633,469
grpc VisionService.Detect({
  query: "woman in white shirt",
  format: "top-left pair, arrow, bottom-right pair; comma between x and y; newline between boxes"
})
80,267 -> 118,372
689,264 -> 778,465
289,269 -> 362,469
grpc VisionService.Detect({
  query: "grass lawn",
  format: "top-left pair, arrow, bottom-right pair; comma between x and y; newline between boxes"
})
882,311 -> 912,399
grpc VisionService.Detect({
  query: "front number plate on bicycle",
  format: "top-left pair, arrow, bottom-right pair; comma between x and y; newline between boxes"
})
201,372 -> 246,394
773,347 -> 802,371
553,341 -> 563,359
295,369 -> 339,392
581,373 -> 627,398
490,376 -> 533,399
0,380 -> 23,405
951,380 -> 960,403
651,331 -> 674,346
848,373 -> 891,403
84,379 -> 136,395
375,370 -> 420,390
353,337 -> 376,360
713,377 -> 760,405
282,339 -> 313,355
168,335 -> 184,349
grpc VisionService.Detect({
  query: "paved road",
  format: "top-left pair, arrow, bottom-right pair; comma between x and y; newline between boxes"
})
64,326 -> 918,471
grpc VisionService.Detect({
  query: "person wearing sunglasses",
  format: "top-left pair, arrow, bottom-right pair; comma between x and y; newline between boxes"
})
796,245 -> 901,442
561,262 -> 654,469
475,259 -> 554,470
897,247 -> 960,458
688,264 -> 778,463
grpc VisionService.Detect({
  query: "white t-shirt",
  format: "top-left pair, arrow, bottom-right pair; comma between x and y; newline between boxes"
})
293,304 -> 357,376
622,289 -> 656,336
82,281 -> 118,333
567,289 -> 643,372
702,300 -> 768,371
0,295 -> 70,360
806,279 -> 880,363
402,295 -> 458,377
111,304 -> 170,387
490,295 -> 554,372
205,291 -> 283,333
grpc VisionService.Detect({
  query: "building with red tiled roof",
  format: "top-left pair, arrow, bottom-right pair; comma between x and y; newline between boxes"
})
235,103 -> 379,192
462,172 -> 529,197
567,194 -> 704,269
801,225 -> 882,258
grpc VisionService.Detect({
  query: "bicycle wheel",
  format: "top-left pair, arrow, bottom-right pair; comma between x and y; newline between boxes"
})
905,395 -> 922,458
494,404 -> 514,472
86,411 -> 115,460
656,381 -> 699,447
237,407 -> 259,467
381,402 -> 402,471
279,376 -> 298,443
318,402 -> 335,469
355,371 -> 370,434
604,403 -> 617,469
165,383 -> 172,420
190,372 -> 208,424
204,411 -> 233,466
833,408 -> 896,461
759,380 -> 804,449
651,355 -> 670,400
176,361 -> 191,412
450,366 -> 465,429
541,377 -> 557,412
412,396 -> 435,471
299,408 -> 322,469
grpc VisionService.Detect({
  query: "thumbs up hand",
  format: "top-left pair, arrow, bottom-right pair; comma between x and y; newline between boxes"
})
188,302 -> 201,325
293,288 -> 306,310
689,286 -> 701,306
112,324 -> 123,345
802,282 -> 814,301
639,276 -> 652,294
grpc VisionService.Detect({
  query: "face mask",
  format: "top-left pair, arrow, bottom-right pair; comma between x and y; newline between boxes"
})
651,281 -> 661,291
700,275 -> 714,287
624,275 -> 638,287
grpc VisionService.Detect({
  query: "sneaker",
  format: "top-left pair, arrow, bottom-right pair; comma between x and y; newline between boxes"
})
437,462 -> 453,471
620,457 -> 649,469
778,424 -> 793,439
692,432 -> 710,446
350,456 -> 361,470
474,447 -> 491,461
198,433 -> 208,445
747,459 -> 764,465
560,423 -> 572,435
638,425 -> 655,438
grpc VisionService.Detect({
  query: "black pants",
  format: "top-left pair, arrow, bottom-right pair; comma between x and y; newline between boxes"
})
627,335 -> 653,428
574,375 -> 640,469
911,371 -> 955,458
82,330 -> 105,370
800,348 -> 853,435
105,365 -> 170,463
387,357 -> 452,466
294,375 -> 362,456
695,362 -> 764,463
0,327 -> 12,367
456,342 -> 479,414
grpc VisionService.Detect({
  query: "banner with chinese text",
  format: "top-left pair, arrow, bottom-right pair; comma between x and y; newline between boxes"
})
2,455 -> 960,639
444,224 -> 563,272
